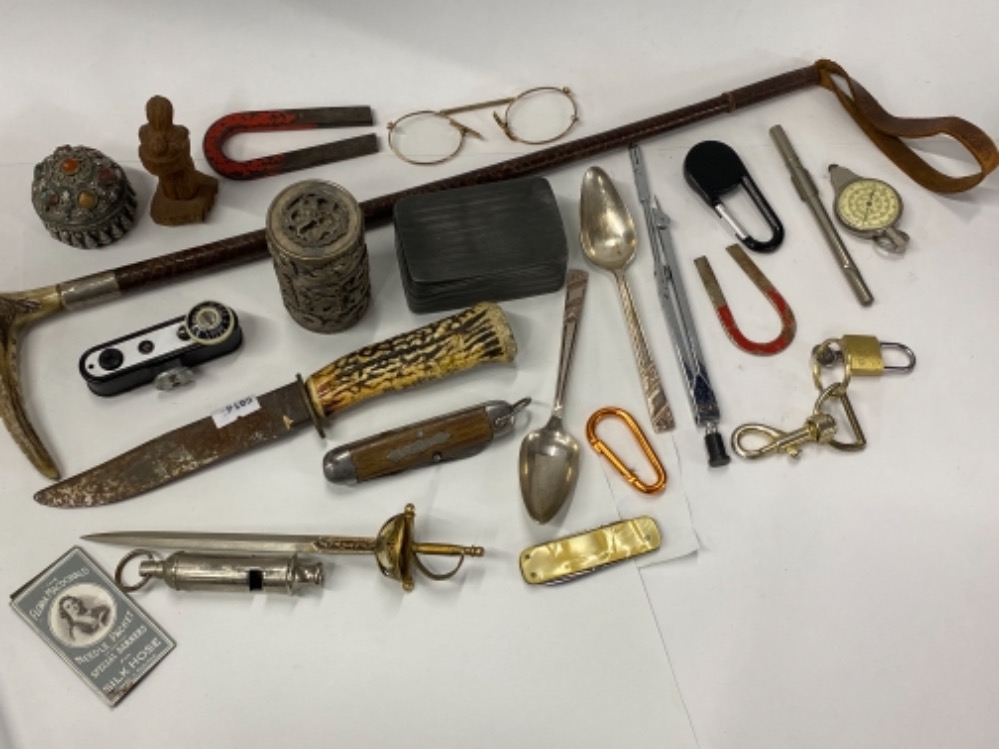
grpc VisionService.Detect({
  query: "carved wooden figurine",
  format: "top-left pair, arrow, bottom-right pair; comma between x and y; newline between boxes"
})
138,96 -> 218,225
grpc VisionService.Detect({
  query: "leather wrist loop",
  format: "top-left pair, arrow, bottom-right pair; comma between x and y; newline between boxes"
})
816,58 -> 999,193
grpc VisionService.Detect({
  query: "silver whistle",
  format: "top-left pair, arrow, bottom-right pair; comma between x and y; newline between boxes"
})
115,550 -> 324,595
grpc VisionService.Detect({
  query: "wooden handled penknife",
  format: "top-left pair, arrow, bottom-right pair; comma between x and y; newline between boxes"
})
323,398 -> 530,484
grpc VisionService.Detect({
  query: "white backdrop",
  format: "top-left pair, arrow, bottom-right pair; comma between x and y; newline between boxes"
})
1,3 -> 997,748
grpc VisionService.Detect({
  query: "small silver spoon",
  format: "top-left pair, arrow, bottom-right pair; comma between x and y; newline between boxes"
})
579,166 -> 674,432
519,269 -> 589,523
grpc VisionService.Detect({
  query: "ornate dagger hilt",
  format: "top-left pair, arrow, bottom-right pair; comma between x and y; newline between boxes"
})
317,504 -> 484,591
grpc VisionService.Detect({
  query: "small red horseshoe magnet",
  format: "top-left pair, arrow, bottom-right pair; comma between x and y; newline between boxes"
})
694,244 -> 797,356
202,106 -> 379,180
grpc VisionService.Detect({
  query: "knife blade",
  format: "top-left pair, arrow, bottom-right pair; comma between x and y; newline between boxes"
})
36,302 -> 517,508
323,397 -> 530,484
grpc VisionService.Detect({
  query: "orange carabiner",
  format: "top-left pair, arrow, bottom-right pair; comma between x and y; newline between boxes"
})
586,407 -> 667,494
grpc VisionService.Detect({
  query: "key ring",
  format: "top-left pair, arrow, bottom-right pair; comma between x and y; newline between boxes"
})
114,549 -> 157,592
813,381 -> 867,451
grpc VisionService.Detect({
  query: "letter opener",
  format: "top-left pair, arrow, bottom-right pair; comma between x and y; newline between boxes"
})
85,504 -> 483,591
35,303 -> 517,508
628,144 -> 730,466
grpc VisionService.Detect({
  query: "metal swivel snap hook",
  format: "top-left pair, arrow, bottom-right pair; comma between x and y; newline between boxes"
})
731,412 -> 838,460
586,407 -> 667,494
684,140 -> 784,253
731,383 -> 867,459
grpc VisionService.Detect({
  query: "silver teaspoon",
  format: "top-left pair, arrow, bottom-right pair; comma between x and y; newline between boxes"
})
579,166 -> 674,431
519,269 -> 589,523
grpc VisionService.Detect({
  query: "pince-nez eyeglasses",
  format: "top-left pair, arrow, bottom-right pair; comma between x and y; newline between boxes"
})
387,85 -> 579,165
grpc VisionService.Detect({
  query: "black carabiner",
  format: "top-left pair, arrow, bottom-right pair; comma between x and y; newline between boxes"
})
684,140 -> 784,253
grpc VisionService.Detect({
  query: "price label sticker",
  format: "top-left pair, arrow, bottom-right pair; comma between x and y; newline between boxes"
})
211,395 -> 261,428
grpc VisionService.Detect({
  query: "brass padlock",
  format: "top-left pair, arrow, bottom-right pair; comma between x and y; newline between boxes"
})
811,335 -> 916,390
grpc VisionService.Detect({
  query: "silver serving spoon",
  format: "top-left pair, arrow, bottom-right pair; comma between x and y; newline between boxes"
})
519,269 -> 589,523
578,167 -> 674,432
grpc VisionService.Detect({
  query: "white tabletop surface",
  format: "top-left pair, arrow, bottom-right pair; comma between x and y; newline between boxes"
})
1,2 -> 998,748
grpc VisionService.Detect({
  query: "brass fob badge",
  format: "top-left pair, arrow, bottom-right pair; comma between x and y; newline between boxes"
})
829,164 -> 909,254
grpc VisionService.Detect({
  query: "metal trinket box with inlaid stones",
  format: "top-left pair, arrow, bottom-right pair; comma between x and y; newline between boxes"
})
31,144 -> 137,249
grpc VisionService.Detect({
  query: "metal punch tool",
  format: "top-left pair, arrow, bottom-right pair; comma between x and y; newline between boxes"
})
769,125 -> 874,306
629,144 -> 730,466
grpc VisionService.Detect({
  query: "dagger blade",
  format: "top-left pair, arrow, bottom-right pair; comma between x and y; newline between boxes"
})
82,530 -> 337,555
35,380 -> 315,508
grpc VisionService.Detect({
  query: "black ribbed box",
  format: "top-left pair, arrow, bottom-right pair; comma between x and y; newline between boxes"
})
394,177 -> 568,313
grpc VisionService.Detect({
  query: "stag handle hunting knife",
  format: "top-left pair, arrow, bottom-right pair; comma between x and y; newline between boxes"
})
35,303 -> 517,508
